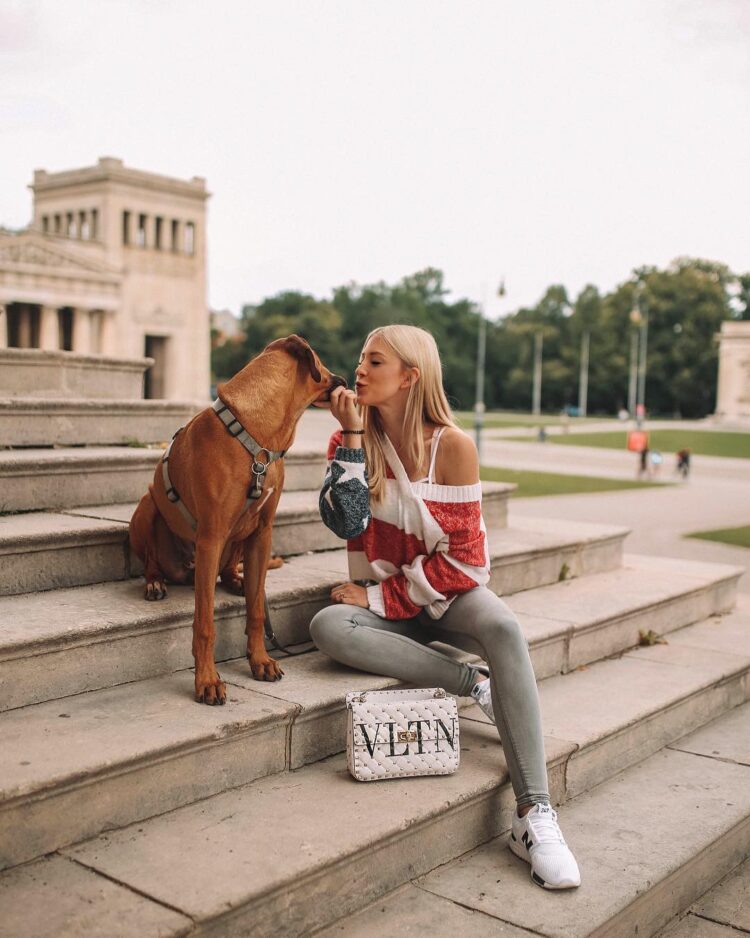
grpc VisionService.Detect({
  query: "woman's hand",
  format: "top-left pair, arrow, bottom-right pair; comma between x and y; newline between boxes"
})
331,581 -> 369,608
329,387 -> 362,432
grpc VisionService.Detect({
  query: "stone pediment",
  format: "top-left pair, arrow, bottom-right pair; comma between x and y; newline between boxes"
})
0,232 -> 119,278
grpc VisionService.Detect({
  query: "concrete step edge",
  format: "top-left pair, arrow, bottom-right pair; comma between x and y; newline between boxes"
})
0,480 -> 514,550
0,525 -> 627,664
50,700 -> 750,936
1,607 -> 748,871
0,548 -> 730,715
0,398 -> 201,411
0,446 -> 328,470
313,703 -> 750,938
0,447 -> 330,509
0,499 -> 605,597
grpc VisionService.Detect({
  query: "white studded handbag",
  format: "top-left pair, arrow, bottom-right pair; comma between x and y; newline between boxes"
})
345,687 -> 460,781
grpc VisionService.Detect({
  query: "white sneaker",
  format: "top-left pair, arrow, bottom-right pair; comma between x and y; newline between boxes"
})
470,677 -> 495,723
510,803 -> 581,889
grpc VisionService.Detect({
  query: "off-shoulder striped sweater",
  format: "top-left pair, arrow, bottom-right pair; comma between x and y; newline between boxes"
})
319,429 -> 490,620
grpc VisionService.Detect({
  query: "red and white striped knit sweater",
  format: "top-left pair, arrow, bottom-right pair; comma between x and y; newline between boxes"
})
321,429 -> 490,620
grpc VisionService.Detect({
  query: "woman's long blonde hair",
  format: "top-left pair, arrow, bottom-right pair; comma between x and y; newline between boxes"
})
360,325 -> 457,502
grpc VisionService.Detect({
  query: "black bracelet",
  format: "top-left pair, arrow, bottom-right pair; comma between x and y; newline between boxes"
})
342,429 -> 365,435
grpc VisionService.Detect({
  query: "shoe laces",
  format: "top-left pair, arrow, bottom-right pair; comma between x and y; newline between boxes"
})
527,805 -> 566,845
471,678 -> 491,705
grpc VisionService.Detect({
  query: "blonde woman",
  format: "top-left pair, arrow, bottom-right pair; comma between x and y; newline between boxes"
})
310,325 -> 580,890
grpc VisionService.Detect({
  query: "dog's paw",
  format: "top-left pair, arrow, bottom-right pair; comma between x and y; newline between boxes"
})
220,574 -> 244,595
248,654 -> 285,682
145,579 -> 168,601
194,675 -> 226,705
268,555 -> 284,570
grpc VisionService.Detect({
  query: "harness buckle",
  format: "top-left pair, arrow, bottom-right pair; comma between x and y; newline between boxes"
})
226,418 -> 244,438
166,486 -> 180,503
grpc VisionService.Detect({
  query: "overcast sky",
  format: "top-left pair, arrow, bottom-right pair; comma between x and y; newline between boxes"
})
2,0 -> 748,319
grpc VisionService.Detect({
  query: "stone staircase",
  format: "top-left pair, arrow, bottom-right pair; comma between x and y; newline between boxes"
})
0,363 -> 748,937
0,348 -> 200,452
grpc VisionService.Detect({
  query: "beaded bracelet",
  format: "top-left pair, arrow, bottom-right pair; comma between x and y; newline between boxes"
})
342,429 -> 365,435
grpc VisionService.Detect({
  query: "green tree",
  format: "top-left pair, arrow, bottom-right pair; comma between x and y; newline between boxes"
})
211,258 -> 739,419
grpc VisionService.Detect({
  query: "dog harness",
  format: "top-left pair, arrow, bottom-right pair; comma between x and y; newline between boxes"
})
159,398 -> 297,656
160,398 -> 287,532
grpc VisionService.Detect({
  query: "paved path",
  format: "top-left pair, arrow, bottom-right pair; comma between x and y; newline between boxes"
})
295,410 -> 750,595
480,435 -> 750,483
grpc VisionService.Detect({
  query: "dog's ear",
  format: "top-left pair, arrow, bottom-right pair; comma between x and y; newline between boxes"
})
281,334 -> 322,383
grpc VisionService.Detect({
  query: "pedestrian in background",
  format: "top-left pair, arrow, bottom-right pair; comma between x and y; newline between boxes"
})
638,446 -> 650,480
676,448 -> 691,480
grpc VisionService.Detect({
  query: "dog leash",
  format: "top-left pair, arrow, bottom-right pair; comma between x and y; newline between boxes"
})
264,596 -> 310,657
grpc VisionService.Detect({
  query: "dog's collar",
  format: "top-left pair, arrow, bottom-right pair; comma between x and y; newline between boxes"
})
212,398 -> 286,499
212,398 -> 287,462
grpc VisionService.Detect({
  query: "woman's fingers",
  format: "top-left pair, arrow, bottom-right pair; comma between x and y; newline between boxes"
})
330,581 -> 368,608
330,386 -> 350,416
330,388 -> 361,428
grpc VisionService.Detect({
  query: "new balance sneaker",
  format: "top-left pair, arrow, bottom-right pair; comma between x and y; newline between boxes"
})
509,803 -> 581,889
470,677 -> 495,724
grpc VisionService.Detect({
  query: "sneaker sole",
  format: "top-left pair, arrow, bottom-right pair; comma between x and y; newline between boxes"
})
508,833 -> 581,890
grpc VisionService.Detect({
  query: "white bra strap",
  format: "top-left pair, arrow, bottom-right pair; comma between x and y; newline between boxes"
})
427,427 -> 445,484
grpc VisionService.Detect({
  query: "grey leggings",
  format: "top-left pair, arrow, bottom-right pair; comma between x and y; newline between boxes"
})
310,587 -> 549,806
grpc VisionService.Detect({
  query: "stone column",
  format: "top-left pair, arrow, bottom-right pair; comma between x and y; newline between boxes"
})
72,308 -> 91,354
0,305 -> 7,349
39,305 -> 60,350
99,310 -> 117,356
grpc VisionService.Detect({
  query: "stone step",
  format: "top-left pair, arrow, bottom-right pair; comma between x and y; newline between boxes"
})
0,445 -> 329,511
2,611 -> 747,934
0,347 -> 152,400
320,699 -> 750,938
0,398 -> 200,446
0,482 -> 515,596
0,517 -> 631,710
655,849 -> 750,937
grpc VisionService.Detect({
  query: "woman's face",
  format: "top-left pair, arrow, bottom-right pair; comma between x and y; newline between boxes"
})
355,336 -> 413,408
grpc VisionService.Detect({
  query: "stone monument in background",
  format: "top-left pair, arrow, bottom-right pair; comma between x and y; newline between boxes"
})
0,156 -> 210,402
715,320 -> 750,424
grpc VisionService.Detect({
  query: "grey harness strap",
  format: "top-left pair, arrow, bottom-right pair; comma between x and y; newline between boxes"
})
211,398 -> 286,500
161,432 -> 199,531
159,402 -> 303,656
160,399 -> 287,531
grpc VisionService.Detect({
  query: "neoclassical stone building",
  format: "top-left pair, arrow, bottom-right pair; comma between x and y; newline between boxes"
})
0,157 -> 210,400
715,320 -> 750,422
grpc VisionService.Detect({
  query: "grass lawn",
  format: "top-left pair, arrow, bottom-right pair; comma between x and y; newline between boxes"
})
480,465 -> 664,499
455,411 -> 612,431
687,525 -> 750,549
513,429 -> 750,459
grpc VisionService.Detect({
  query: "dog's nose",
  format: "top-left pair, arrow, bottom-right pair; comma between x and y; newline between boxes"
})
330,374 -> 348,390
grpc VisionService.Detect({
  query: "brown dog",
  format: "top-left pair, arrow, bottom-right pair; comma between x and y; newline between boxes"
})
129,335 -> 345,705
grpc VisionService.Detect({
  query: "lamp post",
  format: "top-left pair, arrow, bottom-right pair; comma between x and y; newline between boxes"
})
627,310 -> 640,419
628,279 -> 649,427
474,279 -> 505,461
636,306 -> 649,428
474,306 -> 486,461
578,328 -> 590,417
532,331 -> 543,416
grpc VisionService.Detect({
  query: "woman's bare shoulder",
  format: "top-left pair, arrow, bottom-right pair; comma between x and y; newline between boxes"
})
435,426 -> 479,485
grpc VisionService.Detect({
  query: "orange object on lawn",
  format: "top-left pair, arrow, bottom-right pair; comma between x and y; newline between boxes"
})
627,430 -> 649,452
